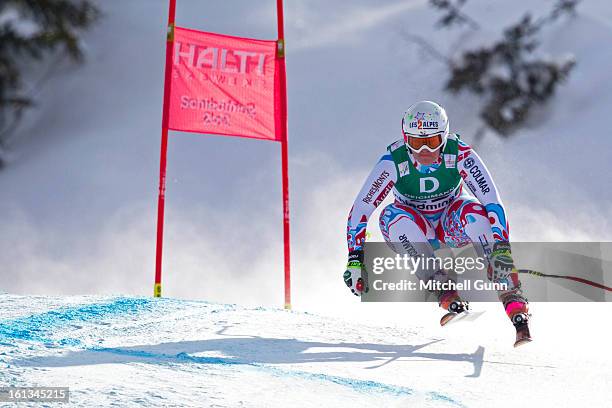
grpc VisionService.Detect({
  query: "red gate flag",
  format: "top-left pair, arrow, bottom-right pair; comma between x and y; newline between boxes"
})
166,27 -> 282,141
155,0 -> 290,309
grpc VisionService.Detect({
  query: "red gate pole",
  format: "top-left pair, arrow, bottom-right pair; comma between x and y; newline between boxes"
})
276,0 -> 291,309
154,0 -> 177,298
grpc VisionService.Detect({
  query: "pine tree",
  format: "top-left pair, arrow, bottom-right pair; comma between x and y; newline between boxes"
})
0,0 -> 99,167
412,0 -> 579,143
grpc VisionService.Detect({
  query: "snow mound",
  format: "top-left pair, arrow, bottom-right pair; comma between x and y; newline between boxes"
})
1,295 -> 610,407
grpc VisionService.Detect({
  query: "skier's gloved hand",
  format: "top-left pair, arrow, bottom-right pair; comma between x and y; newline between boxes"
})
489,242 -> 516,282
343,250 -> 368,296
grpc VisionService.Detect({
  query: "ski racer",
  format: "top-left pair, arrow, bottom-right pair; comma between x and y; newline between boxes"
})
343,100 -> 531,346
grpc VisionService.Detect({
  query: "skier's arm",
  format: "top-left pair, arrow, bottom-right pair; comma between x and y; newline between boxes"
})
456,140 -> 510,242
346,154 -> 397,253
344,154 -> 396,296
457,140 -> 525,300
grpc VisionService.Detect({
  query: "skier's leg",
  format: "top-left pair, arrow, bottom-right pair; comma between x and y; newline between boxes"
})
438,197 -> 492,248
379,202 -> 438,260
379,202 -> 463,312
440,197 -> 529,321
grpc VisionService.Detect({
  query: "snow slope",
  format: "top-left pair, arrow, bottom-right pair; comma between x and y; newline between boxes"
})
1,296 -> 610,407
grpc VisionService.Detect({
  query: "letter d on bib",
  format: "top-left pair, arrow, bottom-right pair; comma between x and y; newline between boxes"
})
420,177 -> 439,193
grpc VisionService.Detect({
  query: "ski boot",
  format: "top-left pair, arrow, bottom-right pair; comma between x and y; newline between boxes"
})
506,301 -> 532,347
439,290 -> 469,326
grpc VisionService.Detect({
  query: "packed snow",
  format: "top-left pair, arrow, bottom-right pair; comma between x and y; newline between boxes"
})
1,296 -> 610,407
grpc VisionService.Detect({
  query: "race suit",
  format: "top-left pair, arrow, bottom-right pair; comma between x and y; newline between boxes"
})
346,134 -> 527,317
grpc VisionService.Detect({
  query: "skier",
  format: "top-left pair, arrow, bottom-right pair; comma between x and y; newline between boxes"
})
343,100 -> 531,347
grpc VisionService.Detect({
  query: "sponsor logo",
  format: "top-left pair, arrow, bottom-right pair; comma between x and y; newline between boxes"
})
464,157 -> 475,168
444,154 -> 456,169
398,234 -> 418,257
466,180 -> 478,195
362,171 -> 391,204
396,183 -> 460,202
409,120 -> 439,131
181,96 -> 256,119
468,165 -> 491,195
373,181 -> 395,206
419,177 -> 439,193
174,41 -> 267,75
408,196 -> 455,212
478,234 -> 492,257
398,161 -> 410,177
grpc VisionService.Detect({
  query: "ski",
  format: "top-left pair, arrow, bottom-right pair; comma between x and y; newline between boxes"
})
514,325 -> 532,347
440,310 -> 464,326
440,300 -> 469,326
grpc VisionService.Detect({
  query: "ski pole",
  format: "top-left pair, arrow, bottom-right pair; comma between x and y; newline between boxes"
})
516,269 -> 612,292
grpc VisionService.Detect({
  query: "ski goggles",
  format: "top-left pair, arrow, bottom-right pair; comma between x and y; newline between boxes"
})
404,133 -> 444,153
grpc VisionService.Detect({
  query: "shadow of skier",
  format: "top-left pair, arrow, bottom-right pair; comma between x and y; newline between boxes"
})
15,333 -> 489,377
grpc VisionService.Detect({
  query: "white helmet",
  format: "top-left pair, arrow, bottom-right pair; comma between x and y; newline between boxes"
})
401,100 -> 449,152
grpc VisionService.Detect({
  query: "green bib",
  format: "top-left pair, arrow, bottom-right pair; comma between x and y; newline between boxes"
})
387,134 -> 461,201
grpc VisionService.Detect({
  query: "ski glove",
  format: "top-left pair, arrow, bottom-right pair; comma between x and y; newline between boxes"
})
489,242 -> 516,282
343,250 -> 368,296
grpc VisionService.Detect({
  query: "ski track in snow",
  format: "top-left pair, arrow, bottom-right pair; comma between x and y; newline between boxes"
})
0,296 -> 466,407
